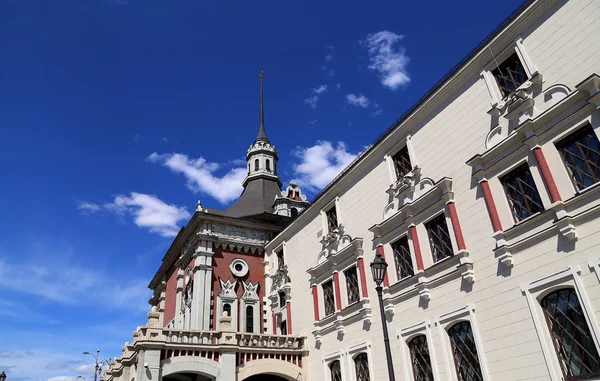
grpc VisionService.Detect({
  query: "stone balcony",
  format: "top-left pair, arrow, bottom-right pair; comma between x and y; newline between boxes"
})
102,309 -> 307,381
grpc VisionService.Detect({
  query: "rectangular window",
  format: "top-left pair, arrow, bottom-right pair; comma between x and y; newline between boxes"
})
392,145 -> 412,179
323,280 -> 335,316
392,236 -> 414,279
501,164 -> 544,222
276,249 -> 285,270
280,321 -> 287,335
326,206 -> 339,232
492,52 -> 528,98
246,305 -> 254,333
426,214 -> 454,262
556,124 -> 600,191
279,291 -> 286,308
345,266 -> 360,304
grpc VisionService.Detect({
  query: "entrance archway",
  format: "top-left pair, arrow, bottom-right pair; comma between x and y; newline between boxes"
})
163,372 -> 213,381
237,358 -> 302,381
243,375 -> 288,381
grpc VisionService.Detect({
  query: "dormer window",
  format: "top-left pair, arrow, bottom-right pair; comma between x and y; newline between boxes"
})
492,52 -> 527,98
326,206 -> 339,232
254,159 -> 259,171
392,145 -> 412,179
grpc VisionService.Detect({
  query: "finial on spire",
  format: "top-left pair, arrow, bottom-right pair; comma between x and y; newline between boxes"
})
255,70 -> 269,143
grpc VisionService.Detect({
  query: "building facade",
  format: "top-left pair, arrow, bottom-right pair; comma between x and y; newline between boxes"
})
103,0 -> 600,380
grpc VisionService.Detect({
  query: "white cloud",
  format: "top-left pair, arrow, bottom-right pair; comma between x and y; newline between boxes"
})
345,93 -> 370,108
309,119 -> 317,125
372,108 -> 383,116
73,364 -> 95,374
77,201 -> 101,213
304,95 -> 318,108
336,83 -> 341,90
293,141 -> 358,191
325,54 -> 333,62
148,152 -> 245,204
364,31 -> 410,90
47,377 -> 75,381
312,85 -> 328,94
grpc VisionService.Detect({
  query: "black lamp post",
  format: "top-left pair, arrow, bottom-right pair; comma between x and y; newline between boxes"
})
371,250 -> 396,381
0,371 -> 7,381
83,350 -> 110,381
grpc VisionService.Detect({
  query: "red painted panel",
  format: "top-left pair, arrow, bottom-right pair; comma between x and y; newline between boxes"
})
447,202 -> 467,251
480,180 -> 503,232
357,257 -> 369,298
333,271 -> 342,311
311,285 -> 320,321
408,226 -> 424,271
533,147 -> 562,203
163,266 -> 177,326
376,245 -> 390,287
286,301 -> 292,334
211,247 -> 264,330
272,312 -> 276,334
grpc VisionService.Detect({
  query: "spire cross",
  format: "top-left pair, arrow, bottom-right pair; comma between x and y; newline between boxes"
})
256,70 -> 269,143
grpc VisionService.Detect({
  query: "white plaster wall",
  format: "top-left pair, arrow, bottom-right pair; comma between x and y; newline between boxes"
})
268,1 -> 600,380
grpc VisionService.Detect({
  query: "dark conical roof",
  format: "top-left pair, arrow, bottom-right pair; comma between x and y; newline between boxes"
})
255,70 -> 269,143
223,177 -> 282,217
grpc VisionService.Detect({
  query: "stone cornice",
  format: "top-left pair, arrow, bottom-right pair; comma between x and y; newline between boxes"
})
307,237 -> 363,283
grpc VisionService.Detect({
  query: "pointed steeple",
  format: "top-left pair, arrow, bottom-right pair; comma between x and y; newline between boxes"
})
255,70 -> 270,143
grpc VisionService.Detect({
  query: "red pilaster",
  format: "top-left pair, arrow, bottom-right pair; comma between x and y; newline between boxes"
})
447,202 -> 467,251
408,225 -> 424,271
533,147 -> 562,203
376,245 -> 390,287
333,271 -> 343,310
311,285 -> 320,321
480,180 -> 503,232
286,301 -> 292,334
357,257 -> 369,298
272,312 -> 276,334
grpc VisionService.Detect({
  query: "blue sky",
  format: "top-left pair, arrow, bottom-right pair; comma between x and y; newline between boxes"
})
0,0 -> 525,380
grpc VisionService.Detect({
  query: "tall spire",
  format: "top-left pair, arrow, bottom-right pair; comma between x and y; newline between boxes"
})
256,70 -> 269,143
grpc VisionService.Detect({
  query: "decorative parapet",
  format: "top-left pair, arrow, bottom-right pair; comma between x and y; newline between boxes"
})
246,140 -> 279,159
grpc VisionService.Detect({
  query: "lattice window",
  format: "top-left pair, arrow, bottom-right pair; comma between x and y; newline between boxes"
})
393,145 -> 412,179
329,360 -> 342,381
392,236 -> 414,279
354,353 -> 370,381
345,266 -> 360,304
323,280 -> 335,316
246,305 -> 254,333
556,124 -> 600,191
426,214 -> 454,262
409,335 -> 434,381
491,52 -> 528,98
541,288 -> 600,380
501,164 -> 544,222
448,321 -> 484,381
326,206 -> 339,232
277,249 -> 285,270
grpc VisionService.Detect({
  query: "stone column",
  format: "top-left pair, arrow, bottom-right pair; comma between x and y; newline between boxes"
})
135,349 -> 161,381
480,179 -> 503,232
332,271 -> 342,311
191,239 -> 214,330
532,146 -> 562,203
157,279 -> 166,326
174,268 -> 184,329
446,201 -> 467,251
311,284 -> 320,322
357,256 -> 369,298
286,301 -> 292,334
218,312 -> 237,381
408,225 -> 424,271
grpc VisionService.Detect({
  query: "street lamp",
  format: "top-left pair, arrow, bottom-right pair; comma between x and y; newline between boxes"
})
83,350 -> 110,381
370,250 -> 396,381
0,371 -> 7,381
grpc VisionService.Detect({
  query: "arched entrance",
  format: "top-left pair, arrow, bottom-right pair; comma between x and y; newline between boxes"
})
163,373 -> 213,381
243,375 -> 288,381
161,357 -> 220,381
237,358 -> 302,381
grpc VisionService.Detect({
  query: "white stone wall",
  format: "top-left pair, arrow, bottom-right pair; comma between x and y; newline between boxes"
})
266,1 -> 600,380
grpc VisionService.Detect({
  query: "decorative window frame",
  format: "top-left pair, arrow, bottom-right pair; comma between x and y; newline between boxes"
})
480,36 -> 540,108
309,238 -> 372,343
521,265 -> 600,381
434,304 -> 490,381
467,74 -> 600,268
323,350 -> 346,381
216,278 -> 238,331
346,341 -> 374,381
320,197 -> 343,244
589,258 -> 600,283
397,319 -> 440,381
383,134 -> 421,193
240,281 -> 260,334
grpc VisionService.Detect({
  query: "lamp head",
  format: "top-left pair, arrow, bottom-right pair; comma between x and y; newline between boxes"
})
370,250 -> 388,287
0,371 -> 7,381
82,352 -> 90,355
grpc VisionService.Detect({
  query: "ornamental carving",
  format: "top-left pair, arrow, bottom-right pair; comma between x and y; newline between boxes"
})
219,278 -> 237,298
210,223 -> 268,246
242,281 -> 259,301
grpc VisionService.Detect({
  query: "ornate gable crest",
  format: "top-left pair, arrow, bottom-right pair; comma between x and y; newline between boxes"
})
219,278 -> 237,298
242,281 -> 259,300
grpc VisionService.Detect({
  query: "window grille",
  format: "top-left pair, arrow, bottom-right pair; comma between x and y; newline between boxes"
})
345,266 -> 360,304
426,214 -> 454,262
556,124 -> 600,191
323,280 -> 335,316
448,321 -> 484,381
246,306 -> 254,333
392,145 -> 412,179
409,335 -> 434,381
354,353 -> 370,381
541,288 -> 600,380
392,236 -> 414,279
326,206 -> 339,232
329,360 -> 342,381
501,164 -> 544,222
491,52 -> 527,98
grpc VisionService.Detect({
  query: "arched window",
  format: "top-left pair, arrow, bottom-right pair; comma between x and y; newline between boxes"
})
291,208 -> 298,218
408,335 -> 434,381
254,159 -> 259,171
329,360 -> 341,381
279,291 -> 286,307
246,305 -> 254,333
266,159 -> 271,171
541,288 -> 600,379
448,321 -> 483,381
354,353 -> 370,381
223,303 -> 231,317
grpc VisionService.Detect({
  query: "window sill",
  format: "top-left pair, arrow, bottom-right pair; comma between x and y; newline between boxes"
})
312,299 -> 371,344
